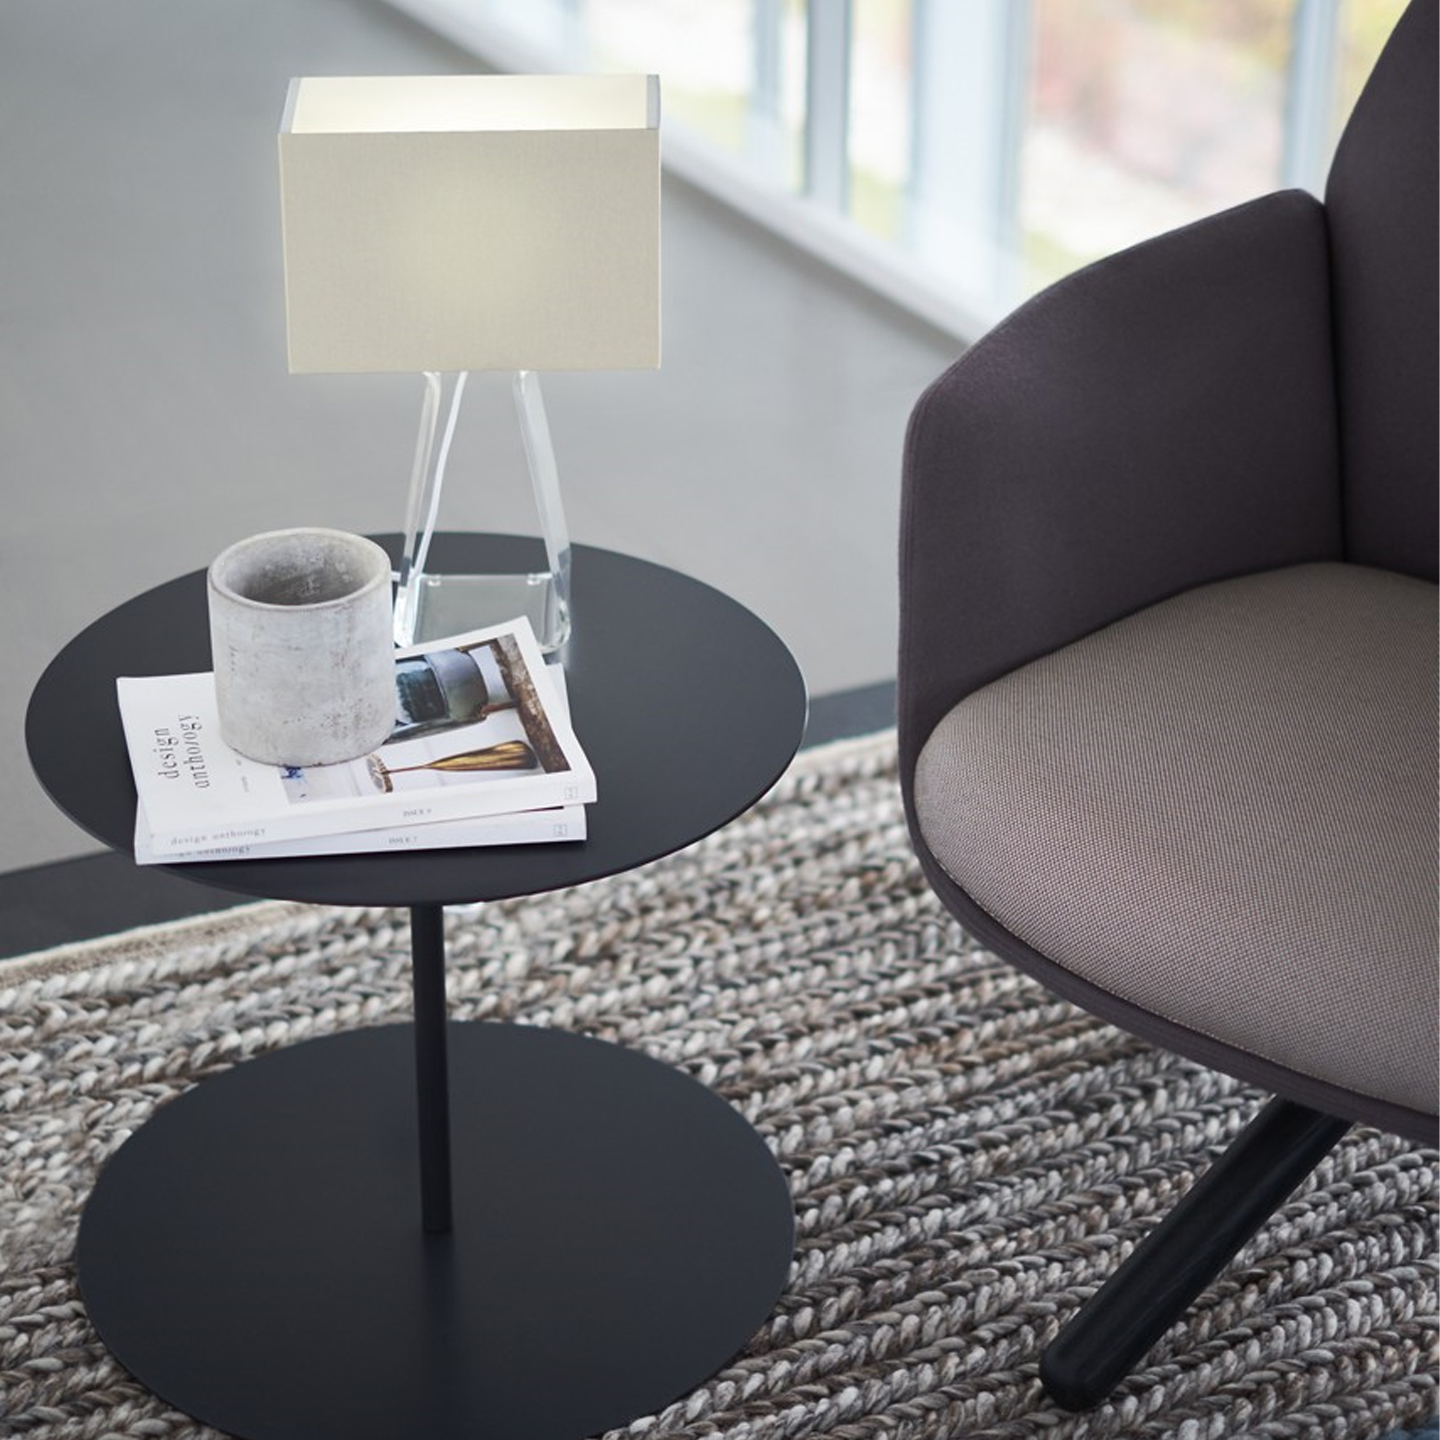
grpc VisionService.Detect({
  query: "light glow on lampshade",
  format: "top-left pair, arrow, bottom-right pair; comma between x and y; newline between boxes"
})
278,74 -> 661,375
285,73 -> 656,135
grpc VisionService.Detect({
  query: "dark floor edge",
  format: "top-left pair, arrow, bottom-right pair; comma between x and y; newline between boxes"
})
0,681 -> 897,960
803,677 -> 895,749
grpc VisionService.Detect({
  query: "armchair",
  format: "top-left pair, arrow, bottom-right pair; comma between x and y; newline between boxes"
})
898,0 -> 1436,1410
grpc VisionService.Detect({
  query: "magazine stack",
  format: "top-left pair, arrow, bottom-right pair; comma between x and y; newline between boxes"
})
118,618 -> 594,864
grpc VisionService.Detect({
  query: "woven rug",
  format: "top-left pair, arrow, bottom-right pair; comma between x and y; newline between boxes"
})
1,732 -> 1435,1439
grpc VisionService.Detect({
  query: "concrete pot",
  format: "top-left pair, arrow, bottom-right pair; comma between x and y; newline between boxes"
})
208,528 -> 395,767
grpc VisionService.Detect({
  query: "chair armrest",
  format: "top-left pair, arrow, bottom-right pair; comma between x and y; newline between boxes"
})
899,189 -> 1343,777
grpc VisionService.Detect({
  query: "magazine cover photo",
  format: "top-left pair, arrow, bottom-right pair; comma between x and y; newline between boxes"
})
281,632 -> 573,804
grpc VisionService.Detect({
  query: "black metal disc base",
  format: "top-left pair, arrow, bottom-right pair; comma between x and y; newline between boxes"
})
77,1023 -> 796,1440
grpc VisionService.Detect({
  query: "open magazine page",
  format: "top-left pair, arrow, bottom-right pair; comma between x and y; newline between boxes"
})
119,617 -> 594,856
135,669 -> 586,863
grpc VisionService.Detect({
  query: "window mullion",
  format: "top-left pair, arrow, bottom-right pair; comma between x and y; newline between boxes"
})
805,0 -> 853,211
1283,0 -> 1341,193
909,0 -> 1030,303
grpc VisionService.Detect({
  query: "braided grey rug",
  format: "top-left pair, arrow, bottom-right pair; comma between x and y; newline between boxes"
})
1,732 -> 1435,1439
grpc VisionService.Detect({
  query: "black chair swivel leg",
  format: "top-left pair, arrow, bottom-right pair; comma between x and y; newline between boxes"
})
1041,1097 -> 1351,1410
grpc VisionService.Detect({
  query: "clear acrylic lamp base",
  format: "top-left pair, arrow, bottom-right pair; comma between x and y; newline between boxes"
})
393,369 -> 572,653
397,570 -> 570,651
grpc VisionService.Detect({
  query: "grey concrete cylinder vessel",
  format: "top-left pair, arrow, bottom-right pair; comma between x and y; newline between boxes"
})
208,528 -> 395,767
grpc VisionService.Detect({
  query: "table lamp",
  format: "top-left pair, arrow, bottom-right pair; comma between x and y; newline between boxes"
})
278,73 -> 662,651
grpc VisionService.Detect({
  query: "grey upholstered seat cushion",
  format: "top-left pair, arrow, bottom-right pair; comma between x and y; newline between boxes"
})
915,562 -> 1438,1117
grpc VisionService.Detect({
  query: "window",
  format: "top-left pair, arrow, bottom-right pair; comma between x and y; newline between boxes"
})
387,0 -> 1406,335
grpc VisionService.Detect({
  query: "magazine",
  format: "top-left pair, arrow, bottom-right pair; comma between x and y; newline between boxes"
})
120,617 -> 595,859
133,668 -> 586,863
134,800 -> 585,863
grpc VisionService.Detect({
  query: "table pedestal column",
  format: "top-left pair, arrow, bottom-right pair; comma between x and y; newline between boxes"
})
411,902 -> 453,1235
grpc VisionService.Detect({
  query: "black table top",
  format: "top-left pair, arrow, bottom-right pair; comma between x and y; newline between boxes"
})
27,535 -> 808,909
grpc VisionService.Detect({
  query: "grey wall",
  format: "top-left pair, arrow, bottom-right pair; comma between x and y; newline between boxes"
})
0,0 -> 960,872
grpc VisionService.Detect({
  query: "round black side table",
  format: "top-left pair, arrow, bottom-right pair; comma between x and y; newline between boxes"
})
25,535 -> 808,1440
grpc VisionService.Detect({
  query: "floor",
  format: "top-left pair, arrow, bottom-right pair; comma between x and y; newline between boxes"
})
1,0 -> 960,878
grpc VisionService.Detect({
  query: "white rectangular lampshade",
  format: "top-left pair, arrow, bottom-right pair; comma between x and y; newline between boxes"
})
278,74 -> 661,374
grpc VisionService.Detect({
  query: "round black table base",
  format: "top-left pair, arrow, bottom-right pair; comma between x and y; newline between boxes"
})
78,1023 -> 796,1440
